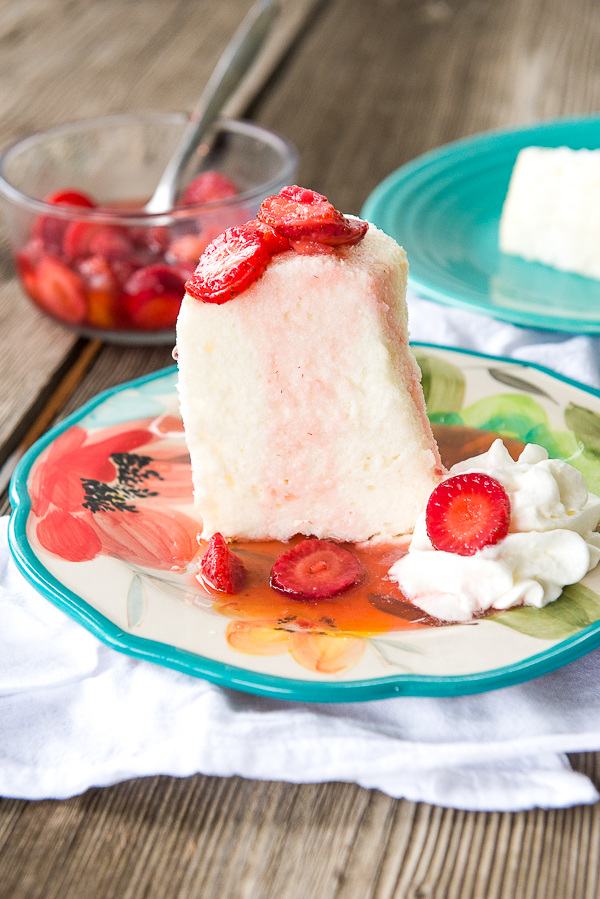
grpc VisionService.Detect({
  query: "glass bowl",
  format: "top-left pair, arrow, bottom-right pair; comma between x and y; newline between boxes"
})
0,112 -> 298,343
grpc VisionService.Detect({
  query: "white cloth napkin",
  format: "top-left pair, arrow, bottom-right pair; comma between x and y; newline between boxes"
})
3,293 -> 600,812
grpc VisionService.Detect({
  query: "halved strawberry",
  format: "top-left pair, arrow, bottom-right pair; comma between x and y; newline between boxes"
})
270,539 -> 363,599
257,186 -> 368,248
185,223 -> 272,303
425,473 -> 511,556
124,263 -> 186,329
179,171 -> 238,207
35,255 -> 86,325
199,532 -> 247,594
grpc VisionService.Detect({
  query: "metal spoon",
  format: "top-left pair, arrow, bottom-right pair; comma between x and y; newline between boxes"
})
145,0 -> 279,214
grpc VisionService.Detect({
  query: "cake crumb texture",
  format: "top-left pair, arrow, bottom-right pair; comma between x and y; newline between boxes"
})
499,146 -> 600,279
177,224 -> 443,542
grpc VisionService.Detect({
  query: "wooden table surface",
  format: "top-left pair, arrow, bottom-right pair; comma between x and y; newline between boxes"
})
2,1 -> 600,896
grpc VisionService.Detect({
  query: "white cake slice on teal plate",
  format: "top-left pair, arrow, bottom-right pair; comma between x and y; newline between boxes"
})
176,196 -> 443,543
500,146 -> 600,279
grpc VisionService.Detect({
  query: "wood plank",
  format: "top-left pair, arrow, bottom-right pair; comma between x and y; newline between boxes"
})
0,281 -> 79,464
3,777 -> 600,899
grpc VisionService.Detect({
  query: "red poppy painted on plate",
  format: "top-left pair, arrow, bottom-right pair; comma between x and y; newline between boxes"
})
31,418 -> 198,569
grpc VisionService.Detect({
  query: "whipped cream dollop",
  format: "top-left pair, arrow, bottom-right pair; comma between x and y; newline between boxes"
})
388,439 -> 600,622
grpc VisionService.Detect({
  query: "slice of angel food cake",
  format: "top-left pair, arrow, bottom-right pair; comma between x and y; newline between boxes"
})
176,186 -> 600,622
499,146 -> 600,279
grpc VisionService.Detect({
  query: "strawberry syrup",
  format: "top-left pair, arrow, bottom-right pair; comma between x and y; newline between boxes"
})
200,536 -> 436,636
197,424 -> 527,637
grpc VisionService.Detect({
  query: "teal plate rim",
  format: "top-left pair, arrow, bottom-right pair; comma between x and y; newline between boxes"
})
361,114 -> 600,334
9,345 -> 600,702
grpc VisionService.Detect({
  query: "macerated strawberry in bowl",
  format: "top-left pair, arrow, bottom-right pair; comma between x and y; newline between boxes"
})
0,113 -> 298,343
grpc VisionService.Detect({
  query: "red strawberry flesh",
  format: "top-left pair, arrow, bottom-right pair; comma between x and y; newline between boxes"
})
180,171 -> 238,207
35,255 -> 87,325
199,532 -> 247,594
124,264 -> 186,329
185,223 -> 273,304
32,190 -> 97,254
425,473 -> 511,556
44,188 -> 96,208
270,539 -> 363,598
257,186 -> 368,247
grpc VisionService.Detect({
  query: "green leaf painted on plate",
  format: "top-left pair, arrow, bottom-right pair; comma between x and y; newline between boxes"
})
523,423 -> 563,459
413,351 -> 465,414
461,394 -> 548,441
127,574 -> 147,628
369,639 -> 418,670
568,449 -> 600,497
487,368 -> 559,403
565,403 -> 600,457
491,583 -> 600,640
552,430 -> 583,461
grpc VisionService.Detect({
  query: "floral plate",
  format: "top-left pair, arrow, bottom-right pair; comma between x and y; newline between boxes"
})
9,345 -> 600,701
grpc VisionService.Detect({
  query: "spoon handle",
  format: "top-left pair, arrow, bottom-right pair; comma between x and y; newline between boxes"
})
145,0 -> 279,214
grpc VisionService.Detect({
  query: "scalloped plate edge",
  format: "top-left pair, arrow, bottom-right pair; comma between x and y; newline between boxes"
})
9,351 -> 600,701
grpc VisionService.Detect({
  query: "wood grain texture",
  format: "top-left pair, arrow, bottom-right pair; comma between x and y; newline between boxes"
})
3,0 -> 600,897
1,768 -> 600,899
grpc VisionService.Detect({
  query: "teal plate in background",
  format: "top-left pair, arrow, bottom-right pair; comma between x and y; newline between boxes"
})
362,115 -> 600,333
9,349 -> 600,701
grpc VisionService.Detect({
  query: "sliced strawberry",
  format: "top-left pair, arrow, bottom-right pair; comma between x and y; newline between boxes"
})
16,239 -> 45,301
185,224 -> 271,304
43,189 -> 96,208
88,227 -> 134,261
124,263 -> 185,329
129,224 -> 170,256
166,234 -> 213,267
111,258 -> 139,287
85,289 -> 120,329
32,190 -> 97,254
257,186 -> 368,248
63,221 -> 130,261
270,539 -> 363,599
77,254 -> 119,293
35,255 -> 86,325
199,532 -> 247,594
425,473 -> 511,556
179,171 -> 238,207
254,221 -> 291,254
145,225 -> 170,255
77,255 -> 121,328
289,239 -> 334,256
